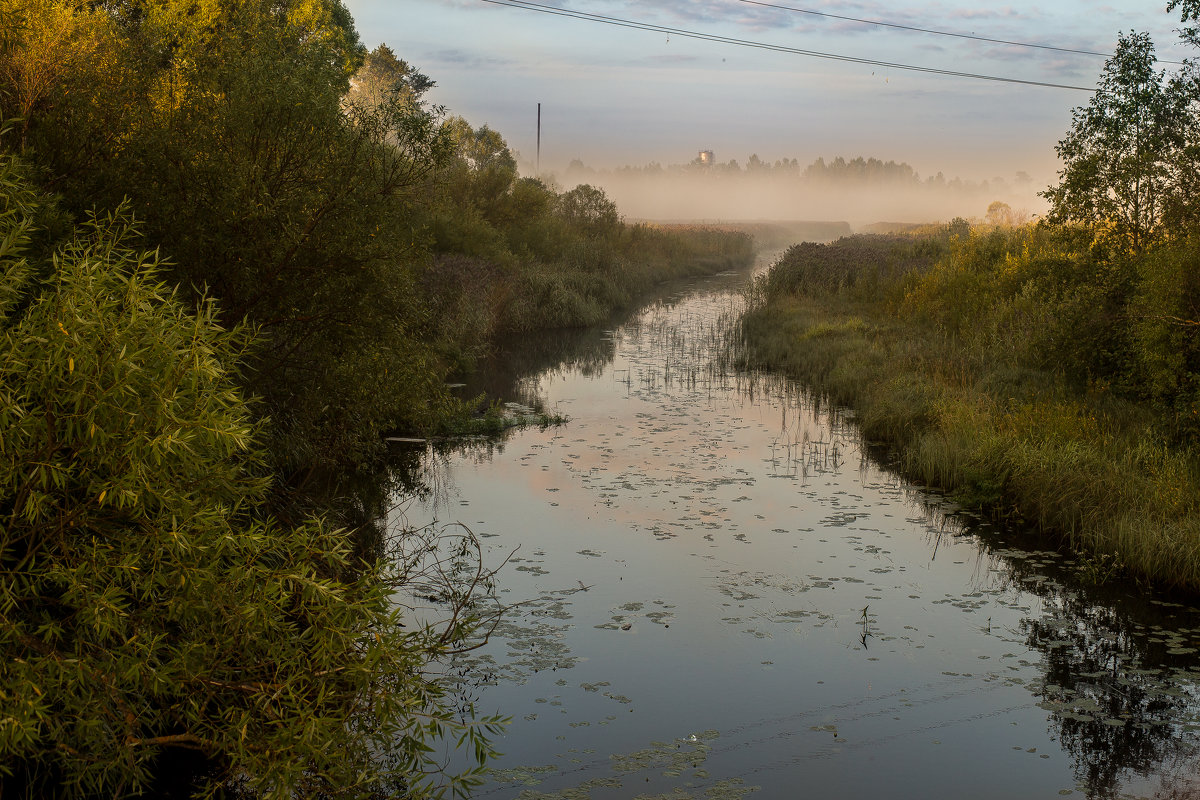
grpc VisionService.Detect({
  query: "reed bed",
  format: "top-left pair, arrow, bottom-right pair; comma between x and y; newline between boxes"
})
739,227 -> 1200,592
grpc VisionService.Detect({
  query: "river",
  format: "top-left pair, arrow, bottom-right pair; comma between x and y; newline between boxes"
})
398,253 -> 1200,800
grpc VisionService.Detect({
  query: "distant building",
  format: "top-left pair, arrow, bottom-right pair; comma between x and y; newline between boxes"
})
697,150 -> 714,166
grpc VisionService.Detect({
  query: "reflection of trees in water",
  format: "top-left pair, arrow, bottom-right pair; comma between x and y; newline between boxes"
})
429,255 -> 1200,798
836,451 -> 1200,798
1022,595 -> 1191,799
460,284 -> 667,408
459,267 -> 759,410
730,313 -> 1200,799
963,529 -> 1200,800
471,322 -> 620,408
836,446 -> 1200,800
1150,740 -> 1200,799
294,435 -> 519,562
275,445 -> 428,563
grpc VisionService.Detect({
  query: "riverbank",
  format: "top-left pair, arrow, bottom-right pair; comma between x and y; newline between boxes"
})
414,250 -> 1200,800
493,223 -> 756,335
738,228 -> 1200,592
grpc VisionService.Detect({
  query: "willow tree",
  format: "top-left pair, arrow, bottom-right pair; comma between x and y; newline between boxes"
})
1,0 -> 455,476
0,153 -> 503,798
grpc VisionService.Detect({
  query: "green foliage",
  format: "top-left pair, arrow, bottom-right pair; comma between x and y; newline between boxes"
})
1128,237 -> 1200,438
758,233 -> 945,303
0,0 -> 136,157
4,0 -> 753,475
493,224 -> 754,334
1042,31 -> 1185,253
345,43 -> 435,109
4,0 -> 462,474
557,184 -> 620,237
439,117 -> 519,227
420,116 -> 753,344
499,177 -> 570,258
1169,0 -> 1200,45
740,222 -> 1200,590
0,163 -> 504,798
0,2 -> 754,795
900,225 -> 1135,387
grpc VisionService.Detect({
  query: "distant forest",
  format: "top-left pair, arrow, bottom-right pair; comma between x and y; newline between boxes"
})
560,151 -> 1039,225
565,153 -> 1033,195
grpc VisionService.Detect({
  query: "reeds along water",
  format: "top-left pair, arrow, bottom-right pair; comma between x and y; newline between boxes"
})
417,255 -> 1200,800
737,225 -> 1200,593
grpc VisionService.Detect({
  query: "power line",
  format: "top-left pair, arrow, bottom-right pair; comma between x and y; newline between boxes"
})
736,0 -> 1184,64
479,0 -> 1097,91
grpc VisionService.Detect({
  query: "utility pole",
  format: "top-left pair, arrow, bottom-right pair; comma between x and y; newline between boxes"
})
536,102 -> 541,176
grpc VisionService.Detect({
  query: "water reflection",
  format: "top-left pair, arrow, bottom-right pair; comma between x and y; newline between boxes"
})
989,543 -> 1200,798
404,262 -> 1200,800
463,324 -> 619,410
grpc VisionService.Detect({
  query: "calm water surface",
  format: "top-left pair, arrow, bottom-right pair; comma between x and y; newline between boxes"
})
400,257 -> 1200,800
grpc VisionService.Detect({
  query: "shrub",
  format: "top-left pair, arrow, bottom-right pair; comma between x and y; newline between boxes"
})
1129,237 -> 1200,440
0,161 -> 502,797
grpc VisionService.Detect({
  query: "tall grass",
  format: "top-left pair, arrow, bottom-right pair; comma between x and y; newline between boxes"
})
433,224 -> 756,349
739,225 -> 1200,592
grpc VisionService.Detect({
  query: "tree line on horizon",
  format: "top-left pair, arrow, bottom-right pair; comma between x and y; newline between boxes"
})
563,152 -> 1035,198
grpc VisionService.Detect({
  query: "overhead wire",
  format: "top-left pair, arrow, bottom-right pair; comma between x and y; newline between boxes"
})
478,0 -> 1097,91
735,0 -> 1184,65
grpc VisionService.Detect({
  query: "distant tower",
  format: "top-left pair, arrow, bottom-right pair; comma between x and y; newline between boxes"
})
698,150 -> 714,166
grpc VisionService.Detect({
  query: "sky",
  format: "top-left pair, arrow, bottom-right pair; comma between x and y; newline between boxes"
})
345,0 -> 1192,219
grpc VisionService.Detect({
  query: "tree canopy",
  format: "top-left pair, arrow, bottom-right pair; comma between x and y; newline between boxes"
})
1042,32 -> 1177,253
0,153 -> 503,797
1042,8 -> 1200,253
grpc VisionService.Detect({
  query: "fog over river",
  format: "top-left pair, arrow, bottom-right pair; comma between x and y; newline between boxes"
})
399,253 -> 1200,800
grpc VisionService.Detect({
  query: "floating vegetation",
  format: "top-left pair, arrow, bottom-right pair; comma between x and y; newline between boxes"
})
611,730 -> 720,775
513,777 -> 624,799
487,731 -> 760,800
489,764 -> 560,787
411,265 -> 1200,800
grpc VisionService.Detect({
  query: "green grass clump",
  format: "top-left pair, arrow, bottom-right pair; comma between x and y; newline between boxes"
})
434,396 -> 569,439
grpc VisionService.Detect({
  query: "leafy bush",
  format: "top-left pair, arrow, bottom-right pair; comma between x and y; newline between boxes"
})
1129,237 -> 1200,440
762,233 -> 945,303
0,163 -> 502,798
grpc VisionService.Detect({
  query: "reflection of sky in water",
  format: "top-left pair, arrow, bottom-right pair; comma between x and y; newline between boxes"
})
403,271 -> 1200,800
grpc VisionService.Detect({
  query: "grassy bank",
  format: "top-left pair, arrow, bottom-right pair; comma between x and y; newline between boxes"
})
421,156 -> 761,356
648,220 -> 853,249
739,228 -> 1200,592
495,223 -> 755,334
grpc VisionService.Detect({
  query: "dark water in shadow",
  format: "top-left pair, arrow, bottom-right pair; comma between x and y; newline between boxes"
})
397,256 -> 1200,800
